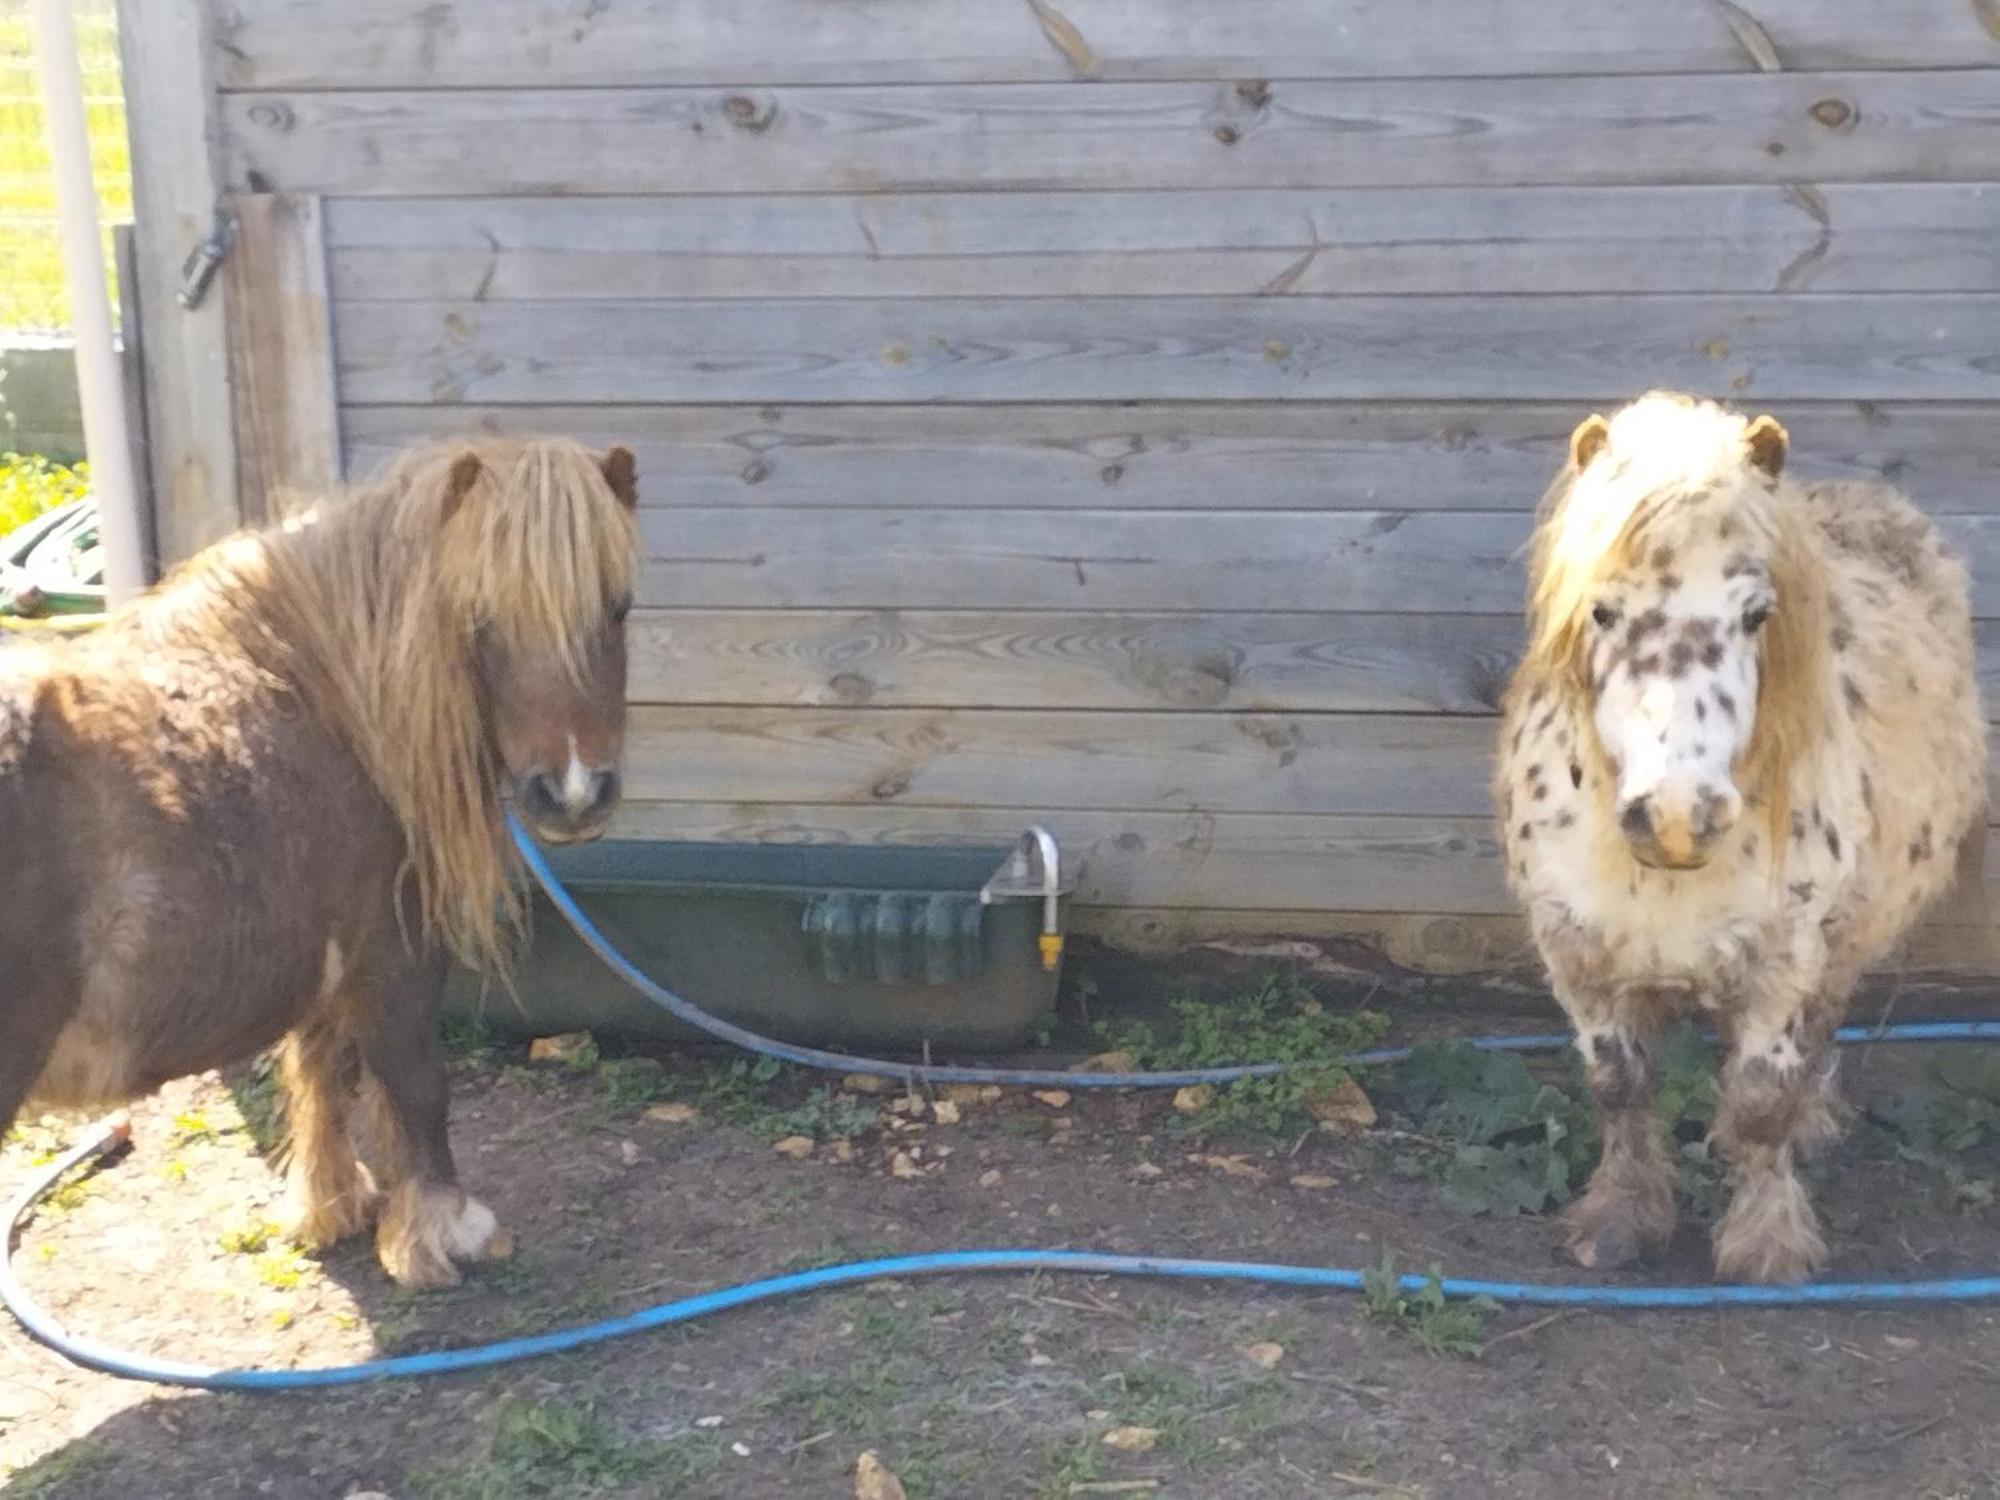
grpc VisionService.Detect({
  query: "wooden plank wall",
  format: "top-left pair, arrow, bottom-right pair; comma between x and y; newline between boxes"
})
207,0 -> 2000,971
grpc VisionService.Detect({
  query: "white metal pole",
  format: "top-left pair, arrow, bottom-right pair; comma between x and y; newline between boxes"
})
29,0 -> 146,605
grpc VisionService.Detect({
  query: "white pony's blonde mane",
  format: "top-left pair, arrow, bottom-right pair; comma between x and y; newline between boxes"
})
1518,391 -> 1828,851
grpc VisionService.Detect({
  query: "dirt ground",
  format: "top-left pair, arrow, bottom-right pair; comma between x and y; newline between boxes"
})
3,969 -> 1999,1500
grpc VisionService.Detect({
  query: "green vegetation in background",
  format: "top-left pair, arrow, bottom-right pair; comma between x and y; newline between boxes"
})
0,450 -> 87,535
0,0 -> 129,334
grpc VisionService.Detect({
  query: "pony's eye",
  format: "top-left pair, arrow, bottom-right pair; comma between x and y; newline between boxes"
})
1742,604 -> 1771,634
1591,603 -> 1619,629
609,594 -> 632,625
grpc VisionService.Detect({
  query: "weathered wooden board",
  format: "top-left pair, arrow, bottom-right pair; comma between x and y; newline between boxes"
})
629,509 -> 2000,615
1074,906 -> 2000,979
624,610 -> 1520,714
342,401 -> 2000,516
604,799 -> 2000,916
225,193 -> 342,525
609,801 -> 1511,914
620,610 -> 2000,715
215,0 -> 1999,89
116,0 -> 240,565
224,72 -> 2000,198
323,185 -> 2000,301
635,508 -> 1526,613
335,294 -> 2000,407
618,705 -> 2000,816
620,707 -> 1500,815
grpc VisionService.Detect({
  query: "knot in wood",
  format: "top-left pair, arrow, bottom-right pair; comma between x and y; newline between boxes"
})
1808,97 -> 1856,131
722,93 -> 778,132
246,100 -> 296,133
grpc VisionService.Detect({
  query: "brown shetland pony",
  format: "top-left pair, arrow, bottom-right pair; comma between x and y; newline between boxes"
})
0,437 -> 639,1287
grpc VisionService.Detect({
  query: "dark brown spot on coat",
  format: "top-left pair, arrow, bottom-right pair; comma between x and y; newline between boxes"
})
1910,822 -> 1934,863
1789,880 -> 1815,902
1569,763 -> 1583,788
1714,688 -> 1737,717
1841,676 -> 1865,713
1626,609 -> 1667,645
1700,641 -> 1725,669
1721,552 -> 1758,579
1825,824 -> 1841,860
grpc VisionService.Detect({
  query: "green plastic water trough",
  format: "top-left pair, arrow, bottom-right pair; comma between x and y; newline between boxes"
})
447,832 -> 1077,1052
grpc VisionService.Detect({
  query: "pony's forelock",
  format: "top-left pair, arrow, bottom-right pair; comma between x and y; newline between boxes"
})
1517,392 -> 1826,859
258,436 -> 638,975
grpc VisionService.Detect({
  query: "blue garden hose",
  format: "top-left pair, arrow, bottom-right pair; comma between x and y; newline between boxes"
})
4,819 -> 1999,1392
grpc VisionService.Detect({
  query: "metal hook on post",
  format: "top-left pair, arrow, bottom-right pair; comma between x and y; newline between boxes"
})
176,209 -> 235,310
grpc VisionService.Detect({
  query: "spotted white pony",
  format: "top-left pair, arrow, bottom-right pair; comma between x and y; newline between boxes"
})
1497,391 -> 1987,1283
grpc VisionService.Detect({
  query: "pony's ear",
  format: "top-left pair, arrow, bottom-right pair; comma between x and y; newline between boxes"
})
1569,414 -> 1610,471
1746,415 -> 1788,478
441,451 -> 483,522
600,446 -> 638,510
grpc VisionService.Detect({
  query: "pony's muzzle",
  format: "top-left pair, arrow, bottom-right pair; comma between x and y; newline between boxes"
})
1618,785 -> 1741,870
519,766 -> 621,842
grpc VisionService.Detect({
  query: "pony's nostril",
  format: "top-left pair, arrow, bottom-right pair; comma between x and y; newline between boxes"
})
522,773 -> 563,818
1619,797 -> 1653,840
585,770 -> 620,818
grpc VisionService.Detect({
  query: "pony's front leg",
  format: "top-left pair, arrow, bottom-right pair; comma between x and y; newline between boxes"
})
1561,994 -> 1676,1270
276,1014 -> 381,1250
1711,997 -> 1837,1284
352,944 -> 512,1290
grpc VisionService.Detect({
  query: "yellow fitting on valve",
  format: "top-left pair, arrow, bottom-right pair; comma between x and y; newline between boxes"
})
1038,932 -> 1064,971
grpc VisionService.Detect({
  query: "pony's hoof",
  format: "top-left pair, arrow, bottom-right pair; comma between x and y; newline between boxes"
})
1713,1173 -> 1827,1284
1563,1180 -> 1674,1271
282,1168 -> 382,1250
375,1182 -> 507,1288
1566,1220 -> 1643,1271
1714,1232 -> 1826,1285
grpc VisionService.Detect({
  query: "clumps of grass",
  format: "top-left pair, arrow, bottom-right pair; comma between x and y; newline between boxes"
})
229,1054 -> 285,1153
1097,971 -> 1390,1140
4,1439 -> 119,1498
218,1218 -> 283,1256
442,1008 -> 503,1063
595,1055 -> 671,1111
782,1236 -> 903,1274
696,1055 -> 794,1132
1362,1249 -> 1497,1358
420,1397 -> 724,1499
765,1083 -> 877,1144
169,1109 -> 220,1146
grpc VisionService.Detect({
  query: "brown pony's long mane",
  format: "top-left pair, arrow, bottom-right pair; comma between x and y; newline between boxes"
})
1516,393 -> 1829,855
157,438 -> 638,974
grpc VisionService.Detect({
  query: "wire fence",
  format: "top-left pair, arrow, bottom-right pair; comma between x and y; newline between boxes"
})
0,0 -> 129,337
